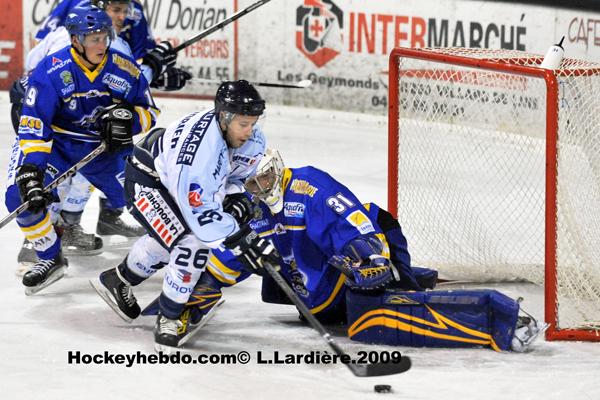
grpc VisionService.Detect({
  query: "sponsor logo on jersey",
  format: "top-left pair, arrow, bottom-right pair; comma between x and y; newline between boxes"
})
188,183 -> 204,207
52,56 -> 62,65
19,116 -> 44,137
211,150 -> 225,179
290,179 -> 318,197
60,71 -> 73,85
134,190 -> 185,248
295,0 -> 343,68
232,154 -> 258,166
112,53 -> 140,79
177,112 -> 214,166
346,210 -> 375,234
47,58 -> 72,74
61,84 -> 75,96
177,269 -> 192,283
250,218 -> 270,230
284,202 -> 305,218
165,273 -> 192,294
102,73 -> 132,95
46,164 -> 59,178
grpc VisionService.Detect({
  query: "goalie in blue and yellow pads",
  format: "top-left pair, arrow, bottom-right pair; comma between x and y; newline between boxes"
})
174,149 -> 546,352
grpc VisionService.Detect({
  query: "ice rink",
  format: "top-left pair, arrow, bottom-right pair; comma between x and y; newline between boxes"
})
0,92 -> 599,399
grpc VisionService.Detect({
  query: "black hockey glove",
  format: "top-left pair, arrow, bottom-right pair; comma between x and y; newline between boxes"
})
151,66 -> 192,91
223,193 -> 256,225
99,104 -> 135,153
223,224 -> 281,276
143,41 -> 177,81
15,164 -> 52,214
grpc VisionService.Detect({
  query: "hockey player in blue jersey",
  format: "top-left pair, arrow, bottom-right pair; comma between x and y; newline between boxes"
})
37,0 -> 155,60
91,80 -> 281,351
4,7 -> 159,295
11,2 -> 191,271
151,149 -> 547,352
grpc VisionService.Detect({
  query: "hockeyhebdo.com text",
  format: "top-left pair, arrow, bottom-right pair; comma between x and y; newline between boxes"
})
67,350 -> 405,367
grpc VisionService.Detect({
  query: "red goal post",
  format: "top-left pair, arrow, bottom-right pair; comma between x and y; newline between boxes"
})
388,46 -> 600,341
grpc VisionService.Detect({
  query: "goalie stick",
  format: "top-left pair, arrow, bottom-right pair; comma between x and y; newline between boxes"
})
0,142 -> 107,230
191,78 -> 312,89
263,261 -> 412,377
173,0 -> 274,53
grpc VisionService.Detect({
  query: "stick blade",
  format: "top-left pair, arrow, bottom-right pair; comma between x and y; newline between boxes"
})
349,355 -> 412,377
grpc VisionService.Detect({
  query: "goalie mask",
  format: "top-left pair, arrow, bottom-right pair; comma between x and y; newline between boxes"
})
245,149 -> 285,214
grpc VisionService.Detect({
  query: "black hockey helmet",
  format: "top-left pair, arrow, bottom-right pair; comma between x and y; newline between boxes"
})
215,80 -> 265,117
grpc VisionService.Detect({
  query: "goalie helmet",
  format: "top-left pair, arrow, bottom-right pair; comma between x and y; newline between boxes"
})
65,6 -> 113,39
245,148 -> 285,214
215,80 -> 266,118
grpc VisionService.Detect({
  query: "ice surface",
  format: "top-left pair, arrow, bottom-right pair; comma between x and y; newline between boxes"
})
0,92 -> 598,400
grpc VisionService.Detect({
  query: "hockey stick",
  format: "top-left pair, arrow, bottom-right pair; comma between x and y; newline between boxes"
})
173,0 -> 274,53
262,262 -> 412,377
0,142 -> 107,230
190,78 -> 312,89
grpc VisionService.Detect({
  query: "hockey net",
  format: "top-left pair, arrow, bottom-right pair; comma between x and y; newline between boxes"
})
388,47 -> 600,341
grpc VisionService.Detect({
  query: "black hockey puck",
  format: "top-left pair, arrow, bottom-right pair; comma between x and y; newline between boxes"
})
374,384 -> 392,393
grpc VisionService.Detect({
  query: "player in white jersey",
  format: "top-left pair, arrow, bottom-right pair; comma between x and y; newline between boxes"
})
12,1 -> 191,269
91,80 -> 281,350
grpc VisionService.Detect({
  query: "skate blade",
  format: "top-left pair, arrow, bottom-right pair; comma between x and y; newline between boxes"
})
178,300 -> 225,347
24,266 -> 67,296
89,279 -> 134,323
63,246 -> 104,257
523,322 -> 550,347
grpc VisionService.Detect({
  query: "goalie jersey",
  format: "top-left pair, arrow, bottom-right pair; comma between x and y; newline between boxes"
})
208,166 -> 392,314
18,45 -> 158,170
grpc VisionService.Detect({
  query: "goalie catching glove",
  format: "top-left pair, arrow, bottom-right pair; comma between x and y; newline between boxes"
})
15,164 -> 53,214
329,235 -> 393,290
99,104 -> 134,152
223,223 -> 281,276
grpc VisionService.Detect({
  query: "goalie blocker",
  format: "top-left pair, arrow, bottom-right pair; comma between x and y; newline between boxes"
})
346,288 -> 545,352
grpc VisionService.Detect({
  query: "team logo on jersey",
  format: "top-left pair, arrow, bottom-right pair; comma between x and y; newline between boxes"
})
346,210 -> 375,234
296,0 -> 343,68
60,71 -> 73,85
188,183 -> 204,207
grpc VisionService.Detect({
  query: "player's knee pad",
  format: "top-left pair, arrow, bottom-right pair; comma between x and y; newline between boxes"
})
126,234 -> 170,279
346,289 -> 519,351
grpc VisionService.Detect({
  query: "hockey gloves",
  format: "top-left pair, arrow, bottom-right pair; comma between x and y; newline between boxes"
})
223,224 -> 281,276
15,164 -> 52,214
144,41 -> 177,82
99,104 -> 135,153
223,193 -> 256,225
152,67 -> 192,92
329,235 -> 393,290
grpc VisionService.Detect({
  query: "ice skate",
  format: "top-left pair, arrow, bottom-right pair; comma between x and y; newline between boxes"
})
16,239 -> 37,277
154,314 -> 184,353
90,265 -> 141,322
96,199 -> 145,237
61,223 -> 104,256
22,252 -> 68,295
511,316 -> 550,352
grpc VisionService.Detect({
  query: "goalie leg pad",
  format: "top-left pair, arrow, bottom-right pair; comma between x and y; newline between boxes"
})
346,289 -> 519,351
